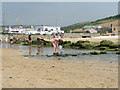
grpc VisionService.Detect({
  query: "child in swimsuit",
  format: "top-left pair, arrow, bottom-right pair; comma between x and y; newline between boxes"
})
52,34 -> 59,53
28,35 -> 32,45
58,39 -> 64,54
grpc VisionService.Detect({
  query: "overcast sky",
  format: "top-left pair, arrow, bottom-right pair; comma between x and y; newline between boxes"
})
2,2 -> 118,26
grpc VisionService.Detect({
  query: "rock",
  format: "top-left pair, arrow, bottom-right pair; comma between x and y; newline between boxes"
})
100,50 -> 107,54
82,53 -> 87,55
116,51 -> 120,54
58,58 -> 61,60
52,65 -> 55,67
90,51 -> 100,55
71,54 -> 77,56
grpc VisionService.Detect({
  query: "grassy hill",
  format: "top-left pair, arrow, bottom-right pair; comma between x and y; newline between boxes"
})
61,14 -> 120,32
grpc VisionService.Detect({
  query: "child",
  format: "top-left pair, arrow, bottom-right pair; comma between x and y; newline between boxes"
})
37,36 -> 44,48
10,35 -> 13,44
5,36 -> 8,43
58,39 -> 64,54
52,34 -> 59,53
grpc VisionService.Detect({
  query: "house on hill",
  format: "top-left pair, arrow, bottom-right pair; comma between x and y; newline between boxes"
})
82,26 -> 102,33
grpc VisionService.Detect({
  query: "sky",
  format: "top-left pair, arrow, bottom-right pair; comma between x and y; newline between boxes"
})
2,2 -> 118,26
2,0 -> 120,2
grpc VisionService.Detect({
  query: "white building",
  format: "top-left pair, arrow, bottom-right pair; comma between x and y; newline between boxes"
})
35,25 -> 64,35
7,26 -> 21,34
82,26 -> 102,33
83,26 -> 102,30
4,25 -> 64,35
4,26 -> 39,34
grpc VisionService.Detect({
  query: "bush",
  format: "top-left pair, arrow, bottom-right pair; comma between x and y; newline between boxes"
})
100,50 -> 107,54
100,40 -> 114,47
90,51 -> 100,55
86,30 -> 90,33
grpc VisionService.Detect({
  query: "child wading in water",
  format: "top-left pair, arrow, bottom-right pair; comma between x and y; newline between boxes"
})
52,34 -> 59,54
10,35 -> 13,44
58,39 -> 64,54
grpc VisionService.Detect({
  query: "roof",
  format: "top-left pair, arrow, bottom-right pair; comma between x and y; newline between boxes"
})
83,26 -> 102,29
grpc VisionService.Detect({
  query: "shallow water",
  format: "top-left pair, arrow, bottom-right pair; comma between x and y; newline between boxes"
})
1,43 -> 118,63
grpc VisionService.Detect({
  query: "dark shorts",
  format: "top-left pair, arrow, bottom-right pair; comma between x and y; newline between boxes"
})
10,39 -> 12,41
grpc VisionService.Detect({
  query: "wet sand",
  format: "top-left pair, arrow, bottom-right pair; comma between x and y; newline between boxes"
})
2,48 -> 118,88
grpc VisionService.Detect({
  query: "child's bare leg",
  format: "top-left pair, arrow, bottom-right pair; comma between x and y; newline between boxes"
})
55,47 -> 57,52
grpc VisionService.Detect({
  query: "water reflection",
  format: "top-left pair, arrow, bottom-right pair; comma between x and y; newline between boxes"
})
52,56 -> 58,67
0,43 -> 118,63
29,46 -> 32,55
0,43 -> 2,48
37,47 -> 43,55
5,44 -> 8,48
10,44 -> 13,48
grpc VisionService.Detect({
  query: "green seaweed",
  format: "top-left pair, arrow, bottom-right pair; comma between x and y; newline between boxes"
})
90,51 -> 100,55
100,50 -> 107,54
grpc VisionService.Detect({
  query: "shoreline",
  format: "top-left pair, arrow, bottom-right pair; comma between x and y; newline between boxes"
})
2,48 -> 118,88
1,34 -> 119,43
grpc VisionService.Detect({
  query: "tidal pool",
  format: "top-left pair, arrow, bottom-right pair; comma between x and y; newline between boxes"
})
1,43 -> 118,63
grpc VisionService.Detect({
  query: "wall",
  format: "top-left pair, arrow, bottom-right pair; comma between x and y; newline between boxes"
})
64,33 -> 100,38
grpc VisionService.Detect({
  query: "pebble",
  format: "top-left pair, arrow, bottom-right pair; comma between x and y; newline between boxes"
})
52,65 -> 55,67
58,58 -> 61,60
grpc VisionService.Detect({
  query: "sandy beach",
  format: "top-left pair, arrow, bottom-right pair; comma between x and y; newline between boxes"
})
61,36 -> 119,43
1,47 -> 118,88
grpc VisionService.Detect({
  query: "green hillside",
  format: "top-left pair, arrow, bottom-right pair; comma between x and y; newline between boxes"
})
61,14 -> 120,32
